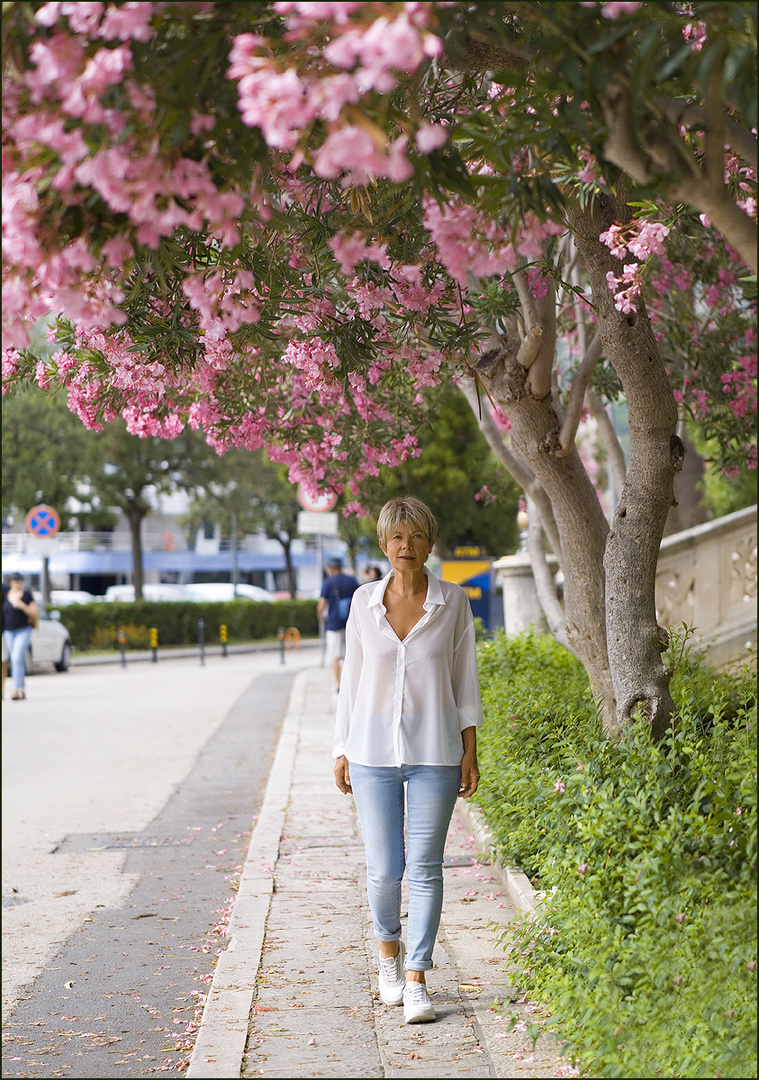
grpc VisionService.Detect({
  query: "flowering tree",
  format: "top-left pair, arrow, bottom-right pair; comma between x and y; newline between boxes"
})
2,1 -> 756,738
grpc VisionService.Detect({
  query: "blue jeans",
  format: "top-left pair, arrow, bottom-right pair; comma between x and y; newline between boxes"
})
4,626 -> 33,690
349,762 -> 461,971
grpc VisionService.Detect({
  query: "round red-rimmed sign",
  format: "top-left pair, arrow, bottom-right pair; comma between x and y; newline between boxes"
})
297,484 -> 338,513
25,504 -> 60,537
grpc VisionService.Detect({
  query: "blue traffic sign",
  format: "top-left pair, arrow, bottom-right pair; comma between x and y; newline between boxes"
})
25,504 -> 60,537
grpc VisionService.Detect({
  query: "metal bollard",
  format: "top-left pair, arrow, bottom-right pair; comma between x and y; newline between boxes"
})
118,629 -> 127,668
198,617 -> 205,666
150,626 -> 158,663
220,623 -> 228,658
278,626 -> 285,665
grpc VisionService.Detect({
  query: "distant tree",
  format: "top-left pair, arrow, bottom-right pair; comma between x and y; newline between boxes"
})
180,445 -> 301,596
85,423 -> 195,599
370,387 -> 521,557
2,389 -> 116,530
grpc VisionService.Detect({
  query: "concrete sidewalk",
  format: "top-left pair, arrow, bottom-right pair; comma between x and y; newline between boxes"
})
187,668 -> 567,1079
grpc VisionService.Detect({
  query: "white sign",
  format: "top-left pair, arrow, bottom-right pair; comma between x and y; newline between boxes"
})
28,537 -> 58,557
297,483 -> 338,513
297,511 -> 339,536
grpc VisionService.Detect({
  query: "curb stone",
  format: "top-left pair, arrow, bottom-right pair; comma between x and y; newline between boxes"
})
186,674 -> 307,1077
455,803 -> 537,915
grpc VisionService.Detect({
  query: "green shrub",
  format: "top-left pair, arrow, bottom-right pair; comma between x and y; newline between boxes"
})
54,599 -> 319,651
475,630 -> 757,1078
90,623 -> 152,650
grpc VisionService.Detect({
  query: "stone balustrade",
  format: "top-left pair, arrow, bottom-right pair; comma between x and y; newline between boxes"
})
494,504 -> 757,670
655,504 -> 756,668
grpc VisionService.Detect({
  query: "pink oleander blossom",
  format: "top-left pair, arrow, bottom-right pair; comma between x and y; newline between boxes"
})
98,2 -> 155,42
423,196 -> 516,285
274,2 -> 365,25
580,2 -> 642,16
314,127 -> 413,186
415,123 -> 448,153
322,12 -> 441,94
683,21 -> 707,51
328,232 -> 390,275
2,348 -> 21,388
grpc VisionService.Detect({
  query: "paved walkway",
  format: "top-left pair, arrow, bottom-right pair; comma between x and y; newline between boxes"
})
187,668 -> 567,1079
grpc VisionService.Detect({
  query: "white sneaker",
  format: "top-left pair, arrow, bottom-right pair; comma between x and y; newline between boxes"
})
403,980 -> 435,1023
378,940 -> 405,1006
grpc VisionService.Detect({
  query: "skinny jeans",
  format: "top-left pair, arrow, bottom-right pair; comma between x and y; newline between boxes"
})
3,626 -> 33,690
349,762 -> 461,971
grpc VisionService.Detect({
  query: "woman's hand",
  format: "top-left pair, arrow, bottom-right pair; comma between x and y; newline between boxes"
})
459,750 -> 480,798
459,727 -> 480,798
334,755 -> 352,795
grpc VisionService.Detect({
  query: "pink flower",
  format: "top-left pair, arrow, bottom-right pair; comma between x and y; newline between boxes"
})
98,1 -> 155,42
313,127 -> 413,186
599,223 -> 628,260
101,236 -> 134,269
328,232 -> 389,275
415,123 -> 448,153
552,779 -> 566,794
600,2 -> 642,17
314,126 -> 376,181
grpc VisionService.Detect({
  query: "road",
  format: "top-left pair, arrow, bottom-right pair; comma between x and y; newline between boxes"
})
2,646 -> 320,1078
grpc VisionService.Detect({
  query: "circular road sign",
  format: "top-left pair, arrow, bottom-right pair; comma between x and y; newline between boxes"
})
26,504 -> 61,537
297,484 -> 338,513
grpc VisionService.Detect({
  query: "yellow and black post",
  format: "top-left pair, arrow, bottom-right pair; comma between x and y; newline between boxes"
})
150,626 -> 158,663
220,623 -> 228,658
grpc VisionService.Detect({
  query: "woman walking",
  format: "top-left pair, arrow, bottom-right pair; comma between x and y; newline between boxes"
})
2,573 -> 39,700
333,497 -> 482,1023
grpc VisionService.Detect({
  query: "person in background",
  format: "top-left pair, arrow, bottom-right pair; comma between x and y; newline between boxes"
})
362,565 -> 383,582
333,496 -> 482,1024
2,573 -> 39,701
317,556 -> 359,691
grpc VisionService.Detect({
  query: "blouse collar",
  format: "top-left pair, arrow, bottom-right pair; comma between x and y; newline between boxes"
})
367,567 -> 446,612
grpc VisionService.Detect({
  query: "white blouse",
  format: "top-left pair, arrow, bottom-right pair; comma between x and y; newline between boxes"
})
332,569 -> 483,767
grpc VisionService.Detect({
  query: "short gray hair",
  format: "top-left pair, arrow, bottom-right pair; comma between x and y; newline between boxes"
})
377,497 -> 438,550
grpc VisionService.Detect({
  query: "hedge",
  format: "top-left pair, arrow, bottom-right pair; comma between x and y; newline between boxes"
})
474,629 -> 757,1078
53,599 -> 319,652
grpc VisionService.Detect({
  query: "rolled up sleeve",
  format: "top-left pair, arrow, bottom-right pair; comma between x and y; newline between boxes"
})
451,600 -> 484,731
332,609 -> 363,759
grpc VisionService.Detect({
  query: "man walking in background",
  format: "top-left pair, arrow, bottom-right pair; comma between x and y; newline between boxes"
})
317,557 -> 359,691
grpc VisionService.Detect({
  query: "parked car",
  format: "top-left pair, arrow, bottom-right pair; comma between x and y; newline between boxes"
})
4,606 -> 73,673
49,589 -> 98,606
104,583 -> 196,602
183,582 -> 275,603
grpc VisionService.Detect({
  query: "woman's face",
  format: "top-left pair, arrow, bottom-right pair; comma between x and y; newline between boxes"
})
382,524 -> 431,573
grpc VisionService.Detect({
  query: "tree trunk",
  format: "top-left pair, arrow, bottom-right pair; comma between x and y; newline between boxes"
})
569,192 -> 683,741
283,535 -> 297,598
663,424 -> 708,536
474,342 -> 616,731
126,506 -> 146,601
525,495 -> 570,651
272,532 -> 298,597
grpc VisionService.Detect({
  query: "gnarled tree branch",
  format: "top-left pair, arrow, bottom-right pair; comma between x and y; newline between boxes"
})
652,97 -> 757,171
556,330 -> 602,457
457,373 -> 563,561
525,494 -> 569,650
